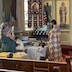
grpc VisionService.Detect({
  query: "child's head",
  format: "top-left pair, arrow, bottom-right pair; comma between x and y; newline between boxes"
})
42,43 -> 45,48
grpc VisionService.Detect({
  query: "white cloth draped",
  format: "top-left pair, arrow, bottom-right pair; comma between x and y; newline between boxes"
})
27,46 -> 41,60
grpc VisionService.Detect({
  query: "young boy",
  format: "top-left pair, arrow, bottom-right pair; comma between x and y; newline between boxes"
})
39,43 -> 46,60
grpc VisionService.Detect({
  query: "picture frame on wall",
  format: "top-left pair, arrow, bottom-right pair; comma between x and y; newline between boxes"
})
31,2 -> 39,14
56,0 -> 70,29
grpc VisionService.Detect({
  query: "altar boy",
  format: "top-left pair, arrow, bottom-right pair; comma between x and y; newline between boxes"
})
39,43 -> 46,60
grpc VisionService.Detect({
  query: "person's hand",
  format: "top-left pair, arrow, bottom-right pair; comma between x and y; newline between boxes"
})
47,42 -> 49,44
6,31 -> 11,37
11,29 -> 15,37
11,29 -> 14,33
6,30 -> 15,40
12,26 -> 14,31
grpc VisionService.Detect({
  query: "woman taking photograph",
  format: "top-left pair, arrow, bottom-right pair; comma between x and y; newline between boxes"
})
1,16 -> 16,53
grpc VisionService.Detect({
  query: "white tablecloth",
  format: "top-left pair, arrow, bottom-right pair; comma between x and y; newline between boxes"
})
27,46 -> 41,60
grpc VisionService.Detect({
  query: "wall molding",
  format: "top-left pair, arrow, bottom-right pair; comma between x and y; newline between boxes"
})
61,41 -> 71,45
0,0 -> 3,24
60,29 -> 70,32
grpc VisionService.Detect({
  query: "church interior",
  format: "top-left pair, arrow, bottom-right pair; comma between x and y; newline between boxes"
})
0,0 -> 72,72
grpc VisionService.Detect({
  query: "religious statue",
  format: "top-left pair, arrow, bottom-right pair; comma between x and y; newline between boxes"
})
59,2 -> 67,26
44,3 -> 52,23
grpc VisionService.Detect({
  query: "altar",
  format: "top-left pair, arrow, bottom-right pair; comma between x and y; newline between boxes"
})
16,37 -> 48,60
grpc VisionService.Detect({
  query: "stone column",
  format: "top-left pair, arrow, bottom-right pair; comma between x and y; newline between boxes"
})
16,0 -> 22,32
0,0 -> 3,24
70,0 -> 72,45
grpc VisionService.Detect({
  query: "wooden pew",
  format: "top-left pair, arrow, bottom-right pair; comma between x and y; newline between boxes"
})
52,56 -> 72,72
33,60 -> 69,72
0,58 -> 33,72
0,58 -> 71,72
65,56 -> 71,72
